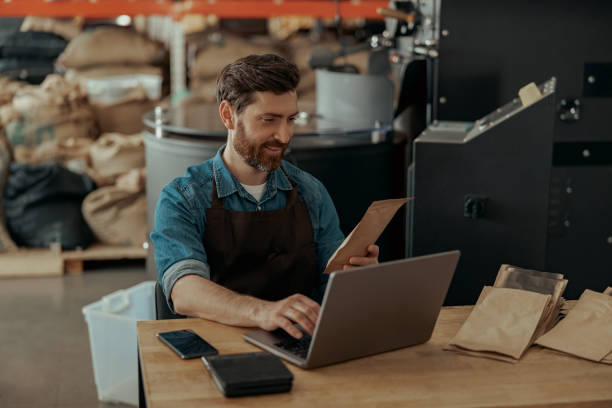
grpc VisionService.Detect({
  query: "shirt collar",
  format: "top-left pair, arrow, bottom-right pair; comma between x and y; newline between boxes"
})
211,145 -> 293,200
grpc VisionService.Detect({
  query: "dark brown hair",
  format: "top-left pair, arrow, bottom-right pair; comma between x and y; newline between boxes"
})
216,54 -> 300,113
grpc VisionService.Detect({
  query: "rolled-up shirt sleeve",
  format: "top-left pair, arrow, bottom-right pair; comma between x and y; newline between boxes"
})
150,179 -> 210,312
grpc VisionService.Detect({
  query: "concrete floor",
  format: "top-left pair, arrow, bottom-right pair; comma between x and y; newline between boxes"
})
0,261 -> 150,408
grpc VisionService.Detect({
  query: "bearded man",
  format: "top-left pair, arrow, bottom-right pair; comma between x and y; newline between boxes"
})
152,54 -> 379,339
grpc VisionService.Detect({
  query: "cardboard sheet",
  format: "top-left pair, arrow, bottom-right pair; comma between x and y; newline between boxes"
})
324,198 -> 410,274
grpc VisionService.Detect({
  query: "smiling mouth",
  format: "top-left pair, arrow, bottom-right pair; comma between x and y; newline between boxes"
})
263,144 -> 286,153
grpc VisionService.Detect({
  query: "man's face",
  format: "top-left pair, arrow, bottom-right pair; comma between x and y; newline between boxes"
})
232,91 -> 298,172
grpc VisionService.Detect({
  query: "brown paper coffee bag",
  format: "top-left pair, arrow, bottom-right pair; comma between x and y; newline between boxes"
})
448,287 -> 550,360
536,289 -> 612,364
493,264 -> 567,334
324,198 -> 409,274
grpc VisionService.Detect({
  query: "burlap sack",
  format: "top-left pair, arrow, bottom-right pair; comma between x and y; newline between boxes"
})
90,86 -> 156,134
13,136 -> 92,166
0,104 -> 20,128
82,183 -> 147,246
89,133 -> 144,178
20,16 -> 83,40
190,33 -> 286,81
11,74 -> 88,122
65,64 -> 162,89
0,77 -> 27,106
268,16 -> 316,40
116,167 -> 146,193
6,107 -> 97,150
57,27 -> 164,69
0,134 -> 18,252
189,77 -> 218,103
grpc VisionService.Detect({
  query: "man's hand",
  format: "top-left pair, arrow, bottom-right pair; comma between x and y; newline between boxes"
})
256,294 -> 321,339
342,244 -> 379,270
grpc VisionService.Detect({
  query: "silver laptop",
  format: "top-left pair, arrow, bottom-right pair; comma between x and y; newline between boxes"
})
243,250 -> 460,369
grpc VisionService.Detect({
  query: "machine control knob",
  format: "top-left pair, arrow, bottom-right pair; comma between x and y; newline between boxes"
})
464,195 -> 488,219
559,99 -> 581,122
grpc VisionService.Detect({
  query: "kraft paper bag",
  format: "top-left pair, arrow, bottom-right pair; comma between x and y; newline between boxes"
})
324,198 -> 410,274
604,287 -> 612,296
493,264 -> 567,334
536,289 -> 612,364
447,286 -> 550,361
493,264 -> 563,292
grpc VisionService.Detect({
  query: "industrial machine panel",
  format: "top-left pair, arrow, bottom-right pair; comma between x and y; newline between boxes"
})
412,80 -> 556,305
436,0 -> 612,143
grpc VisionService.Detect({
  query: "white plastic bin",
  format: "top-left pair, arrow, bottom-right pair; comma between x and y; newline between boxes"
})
82,281 -> 156,406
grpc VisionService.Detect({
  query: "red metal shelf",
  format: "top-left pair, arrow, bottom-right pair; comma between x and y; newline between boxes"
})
0,0 -> 387,19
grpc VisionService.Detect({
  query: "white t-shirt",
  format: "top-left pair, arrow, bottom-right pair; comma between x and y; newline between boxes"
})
241,182 -> 267,202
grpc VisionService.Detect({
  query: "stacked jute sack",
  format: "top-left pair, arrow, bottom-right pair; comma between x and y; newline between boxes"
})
3,74 -> 97,163
189,32 -> 370,104
189,33 -> 289,103
58,26 -> 166,134
81,133 -> 147,247
0,74 -> 148,252
0,77 -> 26,251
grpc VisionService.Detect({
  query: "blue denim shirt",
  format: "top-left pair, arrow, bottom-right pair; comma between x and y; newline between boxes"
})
151,146 -> 345,311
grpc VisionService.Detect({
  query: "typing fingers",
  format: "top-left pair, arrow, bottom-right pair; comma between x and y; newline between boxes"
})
283,305 -> 316,336
277,316 -> 304,339
290,301 -> 319,328
292,294 -> 321,314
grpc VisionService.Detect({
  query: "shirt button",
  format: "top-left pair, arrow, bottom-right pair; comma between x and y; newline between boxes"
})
257,205 -> 262,211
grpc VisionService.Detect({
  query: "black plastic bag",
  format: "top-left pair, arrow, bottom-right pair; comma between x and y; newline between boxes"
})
4,163 -> 96,249
0,31 -> 67,60
0,58 -> 55,84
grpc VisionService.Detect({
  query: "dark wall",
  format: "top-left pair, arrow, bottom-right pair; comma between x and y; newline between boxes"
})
430,0 -> 612,299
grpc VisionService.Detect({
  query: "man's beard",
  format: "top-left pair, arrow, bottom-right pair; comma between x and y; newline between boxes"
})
233,120 -> 288,172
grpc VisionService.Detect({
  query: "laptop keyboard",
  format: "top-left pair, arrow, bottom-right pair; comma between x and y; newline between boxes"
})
274,331 -> 312,359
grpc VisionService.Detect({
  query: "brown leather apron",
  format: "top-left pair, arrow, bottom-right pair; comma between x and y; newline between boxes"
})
202,170 -> 318,301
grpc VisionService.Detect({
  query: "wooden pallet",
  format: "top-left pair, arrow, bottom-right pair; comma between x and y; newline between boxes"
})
0,243 -> 147,278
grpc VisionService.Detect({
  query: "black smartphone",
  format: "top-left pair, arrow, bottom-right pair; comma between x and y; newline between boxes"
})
157,329 -> 219,359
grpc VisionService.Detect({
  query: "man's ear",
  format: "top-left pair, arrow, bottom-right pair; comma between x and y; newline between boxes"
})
219,100 -> 235,130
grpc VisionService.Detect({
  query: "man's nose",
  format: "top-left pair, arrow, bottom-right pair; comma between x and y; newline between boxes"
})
275,121 -> 292,143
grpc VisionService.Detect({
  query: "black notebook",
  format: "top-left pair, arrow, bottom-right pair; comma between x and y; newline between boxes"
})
202,352 -> 294,397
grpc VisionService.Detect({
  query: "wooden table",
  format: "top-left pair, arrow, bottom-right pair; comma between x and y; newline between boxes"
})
137,306 -> 612,408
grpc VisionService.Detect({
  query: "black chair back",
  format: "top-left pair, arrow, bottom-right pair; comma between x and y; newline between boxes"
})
155,281 -> 185,320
